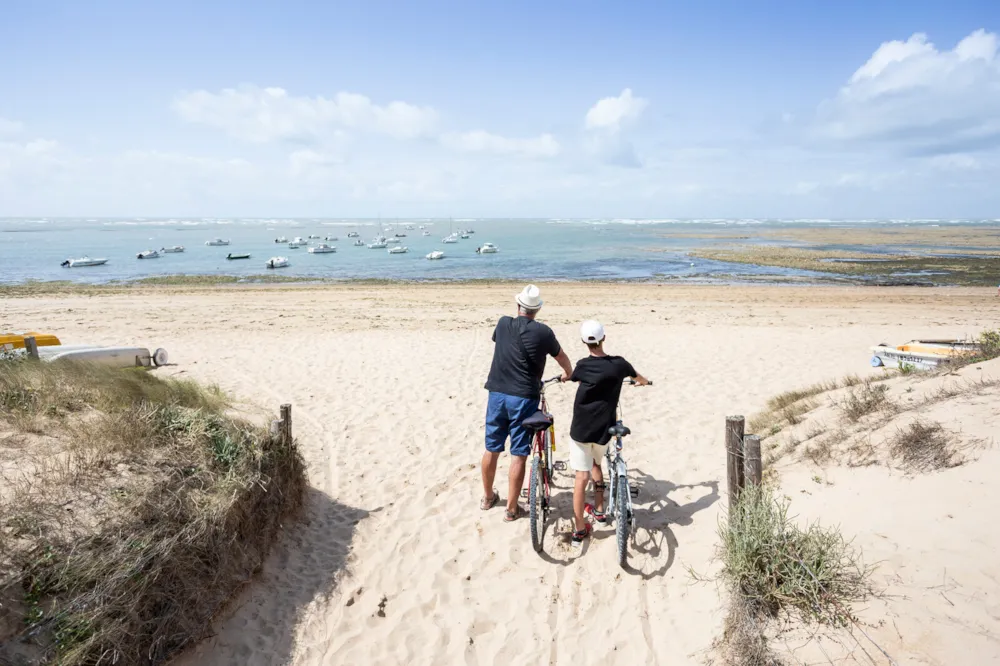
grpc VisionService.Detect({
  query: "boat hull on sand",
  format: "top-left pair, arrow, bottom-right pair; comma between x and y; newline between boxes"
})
871,339 -> 980,370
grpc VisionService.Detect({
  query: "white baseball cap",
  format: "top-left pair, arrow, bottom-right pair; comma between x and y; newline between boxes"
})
580,320 -> 605,343
515,284 -> 543,310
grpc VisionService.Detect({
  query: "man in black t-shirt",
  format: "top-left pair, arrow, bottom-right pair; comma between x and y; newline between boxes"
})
568,320 -> 649,543
481,285 -> 573,522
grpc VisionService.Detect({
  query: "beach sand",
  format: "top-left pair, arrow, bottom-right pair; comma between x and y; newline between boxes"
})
2,284 -> 998,665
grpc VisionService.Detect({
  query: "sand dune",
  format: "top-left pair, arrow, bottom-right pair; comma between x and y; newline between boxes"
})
2,284 -> 996,665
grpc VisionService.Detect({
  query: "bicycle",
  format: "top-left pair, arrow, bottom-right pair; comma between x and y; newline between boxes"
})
521,376 -> 561,553
604,378 -> 651,568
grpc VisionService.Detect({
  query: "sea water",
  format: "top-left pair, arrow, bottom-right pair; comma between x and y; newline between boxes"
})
0,217 -> 993,285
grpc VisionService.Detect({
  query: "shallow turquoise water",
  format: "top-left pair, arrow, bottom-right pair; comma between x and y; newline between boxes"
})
0,217 -> 993,285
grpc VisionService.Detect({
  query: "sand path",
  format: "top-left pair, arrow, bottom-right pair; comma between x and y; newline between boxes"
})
2,284 -> 994,664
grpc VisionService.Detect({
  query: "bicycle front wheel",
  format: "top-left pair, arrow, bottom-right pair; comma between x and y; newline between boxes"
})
529,456 -> 545,552
616,478 -> 629,568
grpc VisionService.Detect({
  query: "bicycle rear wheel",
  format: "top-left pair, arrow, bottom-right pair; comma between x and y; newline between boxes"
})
529,456 -> 546,552
616,478 -> 629,568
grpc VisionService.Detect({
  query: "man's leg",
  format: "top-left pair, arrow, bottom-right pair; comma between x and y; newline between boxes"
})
506,394 -> 539,517
508,455 -> 527,513
574,470 -> 589,531
481,450 -> 500,503
481,392 -> 508,507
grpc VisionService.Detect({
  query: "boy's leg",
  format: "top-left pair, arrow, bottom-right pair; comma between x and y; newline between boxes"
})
573,471 -> 589,531
590,461 -> 605,514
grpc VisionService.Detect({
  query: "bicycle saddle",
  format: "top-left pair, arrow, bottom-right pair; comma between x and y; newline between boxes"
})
521,411 -> 553,432
608,422 -> 631,438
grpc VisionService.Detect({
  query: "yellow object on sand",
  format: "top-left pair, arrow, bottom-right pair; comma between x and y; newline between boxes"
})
0,332 -> 61,351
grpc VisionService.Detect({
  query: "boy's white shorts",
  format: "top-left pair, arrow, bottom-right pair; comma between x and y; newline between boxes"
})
570,440 -> 608,472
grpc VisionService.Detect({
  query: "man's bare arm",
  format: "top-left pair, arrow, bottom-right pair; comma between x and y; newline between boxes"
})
555,349 -> 573,382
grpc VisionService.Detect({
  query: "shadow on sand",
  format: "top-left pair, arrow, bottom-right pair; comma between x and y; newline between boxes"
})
173,486 -> 371,666
535,467 -> 719,577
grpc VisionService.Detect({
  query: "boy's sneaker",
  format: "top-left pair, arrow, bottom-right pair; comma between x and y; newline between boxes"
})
572,523 -> 592,543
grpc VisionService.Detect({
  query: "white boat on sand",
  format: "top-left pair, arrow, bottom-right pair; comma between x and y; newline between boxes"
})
61,257 -> 108,268
308,244 -> 337,254
137,250 -> 160,259
38,344 -> 168,368
206,238 -> 231,246
426,250 -> 445,260
266,256 -> 290,269
870,339 -> 980,370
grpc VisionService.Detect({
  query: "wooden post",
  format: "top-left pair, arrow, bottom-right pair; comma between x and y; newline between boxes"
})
280,404 -> 292,448
24,336 -> 39,360
743,434 -> 762,488
725,415 -> 746,515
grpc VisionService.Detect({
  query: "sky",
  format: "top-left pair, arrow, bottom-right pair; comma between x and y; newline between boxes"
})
2,0 -> 999,218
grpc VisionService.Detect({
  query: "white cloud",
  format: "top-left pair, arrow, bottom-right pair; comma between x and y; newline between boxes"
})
440,130 -> 560,158
817,29 -> 1000,155
0,118 -> 23,136
585,88 -> 647,132
173,86 -> 438,143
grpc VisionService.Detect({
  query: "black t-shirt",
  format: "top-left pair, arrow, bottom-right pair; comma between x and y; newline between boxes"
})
485,316 -> 562,399
570,355 -> 637,445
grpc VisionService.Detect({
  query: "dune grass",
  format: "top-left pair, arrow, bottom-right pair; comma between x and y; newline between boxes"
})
841,380 -> 893,422
0,360 -> 306,665
716,484 -> 872,664
888,420 -> 960,472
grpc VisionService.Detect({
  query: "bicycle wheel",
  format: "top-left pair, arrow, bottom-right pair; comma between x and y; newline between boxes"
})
529,456 -> 545,552
616,478 -> 629,568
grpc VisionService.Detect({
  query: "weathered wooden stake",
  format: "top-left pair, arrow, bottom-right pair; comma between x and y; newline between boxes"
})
725,415 -> 746,515
743,434 -> 762,488
280,404 -> 292,448
24,336 -> 39,360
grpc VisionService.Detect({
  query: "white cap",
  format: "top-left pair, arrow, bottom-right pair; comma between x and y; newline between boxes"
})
580,320 -> 605,344
516,284 -> 543,310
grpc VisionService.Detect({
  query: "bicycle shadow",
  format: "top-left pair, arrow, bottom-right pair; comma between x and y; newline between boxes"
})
533,468 -> 719,573
622,471 -> 719,579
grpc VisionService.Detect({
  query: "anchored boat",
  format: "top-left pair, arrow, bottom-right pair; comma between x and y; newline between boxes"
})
426,250 -> 445,260
308,244 -> 337,254
137,250 -> 160,259
476,242 -> 499,254
206,238 -> 231,246
226,253 -> 251,260
266,256 -> 290,269
61,257 -> 108,268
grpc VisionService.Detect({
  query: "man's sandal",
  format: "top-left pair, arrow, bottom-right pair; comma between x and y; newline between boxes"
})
504,505 -> 525,522
481,489 -> 499,511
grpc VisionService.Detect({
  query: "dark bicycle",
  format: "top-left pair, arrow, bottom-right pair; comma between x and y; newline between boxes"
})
521,376 -> 561,552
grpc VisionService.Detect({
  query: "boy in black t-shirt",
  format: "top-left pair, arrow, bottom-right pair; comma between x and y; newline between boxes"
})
568,320 -> 650,543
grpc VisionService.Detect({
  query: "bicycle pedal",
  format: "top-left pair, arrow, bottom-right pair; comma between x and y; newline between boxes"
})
520,489 -> 529,498
553,461 -> 567,472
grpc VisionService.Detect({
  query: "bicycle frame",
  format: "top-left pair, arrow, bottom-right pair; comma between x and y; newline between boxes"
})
604,436 -> 633,528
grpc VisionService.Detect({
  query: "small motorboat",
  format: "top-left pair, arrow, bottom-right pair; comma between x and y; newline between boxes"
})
395,233 -> 407,238
368,238 -> 388,249
206,238 -> 231,246
226,253 -> 251,260
405,225 -> 415,230
347,232 -> 360,238
61,257 -> 108,268
442,235 -> 458,244
308,244 -> 337,254
422,231 -> 431,236
288,239 -> 306,249
274,236 -> 288,243
870,339 -> 980,371
386,237 -> 401,245
266,256 -> 290,269
324,235 -> 339,241
160,245 -> 185,253
459,232 -> 470,239
426,250 -> 445,260
353,239 -> 365,246
467,229 -> 475,234
388,246 -> 409,254
307,234 -> 321,239
476,242 -> 499,254
137,250 -> 160,259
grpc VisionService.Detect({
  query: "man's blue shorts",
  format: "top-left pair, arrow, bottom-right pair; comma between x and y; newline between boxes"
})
485,391 -> 540,457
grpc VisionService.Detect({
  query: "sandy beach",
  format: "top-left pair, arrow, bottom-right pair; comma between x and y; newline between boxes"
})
3,283 -> 998,665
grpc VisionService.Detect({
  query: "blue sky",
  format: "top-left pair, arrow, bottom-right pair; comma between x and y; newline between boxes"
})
2,1 -> 999,218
